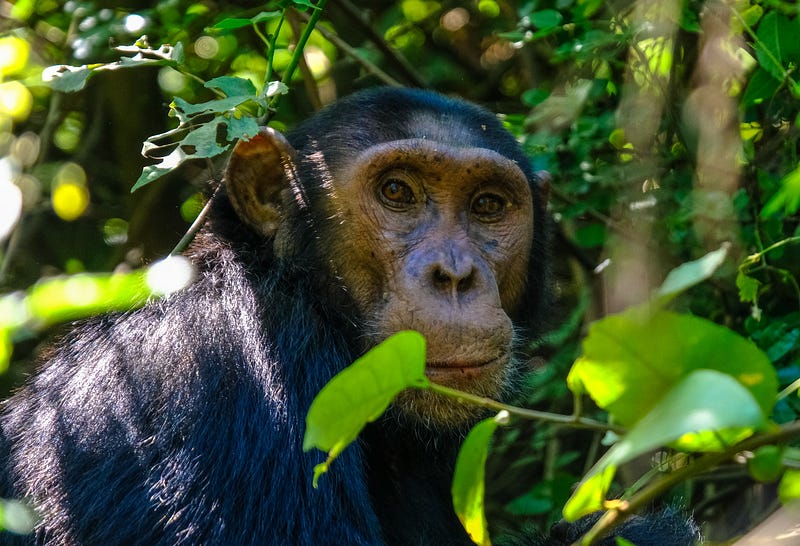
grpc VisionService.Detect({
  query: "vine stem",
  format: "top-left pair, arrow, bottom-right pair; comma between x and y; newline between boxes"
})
427,382 -> 625,434
270,0 -> 328,110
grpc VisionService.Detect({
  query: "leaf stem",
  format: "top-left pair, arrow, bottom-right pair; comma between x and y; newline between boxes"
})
426,382 -> 625,434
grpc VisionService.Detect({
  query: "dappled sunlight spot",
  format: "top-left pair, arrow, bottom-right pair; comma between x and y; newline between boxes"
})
441,7 -> 469,32
63,276 -> 101,306
0,81 -> 33,122
0,499 -> 36,535
477,0 -> 500,18
0,37 -> 29,76
194,36 -> 219,60
52,162 -> 89,221
401,0 -> 440,23
303,46 -> 330,80
739,372 -> 766,386
146,256 -> 196,296
123,14 -> 147,34
158,67 -> 187,95
0,176 -> 22,242
102,218 -> 129,246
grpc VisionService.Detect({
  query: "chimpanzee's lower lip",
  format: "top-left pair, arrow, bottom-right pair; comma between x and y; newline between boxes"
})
426,356 -> 503,370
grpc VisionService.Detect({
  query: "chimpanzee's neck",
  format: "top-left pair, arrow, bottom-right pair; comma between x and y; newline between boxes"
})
362,422 -> 474,546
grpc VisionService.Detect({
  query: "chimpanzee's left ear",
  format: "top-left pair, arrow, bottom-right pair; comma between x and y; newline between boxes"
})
224,127 -> 298,239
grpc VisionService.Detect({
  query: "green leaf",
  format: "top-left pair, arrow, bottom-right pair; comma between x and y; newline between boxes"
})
736,271 -> 761,303
742,65 -> 778,106
211,11 -> 281,30
529,9 -> 563,30
224,115 -> 260,142
567,309 -> 777,427
655,244 -> 729,301
761,164 -> 800,217
755,11 -> 793,82
42,41 -> 184,93
748,445 -> 784,483
452,412 -> 507,546
180,121 -> 227,158
41,65 -> 93,92
172,95 -> 257,117
740,4 -> 763,28
205,76 -> 257,98
566,370 -> 766,520
132,147 -> 191,192
563,465 -> 615,521
779,469 -> 800,504
304,331 -> 429,484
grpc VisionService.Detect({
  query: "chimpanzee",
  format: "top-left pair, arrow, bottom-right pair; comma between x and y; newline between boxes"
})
0,88 -> 698,545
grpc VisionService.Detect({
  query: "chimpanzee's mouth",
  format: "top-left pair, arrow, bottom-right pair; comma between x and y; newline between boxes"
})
424,355 -> 505,378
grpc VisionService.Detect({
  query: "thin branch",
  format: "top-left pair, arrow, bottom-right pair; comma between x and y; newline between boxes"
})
295,10 -> 402,87
578,420 -> 800,545
329,0 -> 426,87
427,382 -> 626,434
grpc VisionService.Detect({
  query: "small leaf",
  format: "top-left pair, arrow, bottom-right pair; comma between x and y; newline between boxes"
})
172,95 -> 256,117
655,244 -> 729,301
748,445 -> 784,483
131,147 -> 190,192
303,332 -> 429,480
761,164 -> 800,217
224,115 -> 260,142
529,9 -> 563,30
740,4 -> 763,28
132,164 -> 177,192
205,76 -> 257,98
180,121 -> 227,158
452,412 -> 507,546
743,68 -> 781,107
563,465 -> 615,521
41,65 -> 93,92
736,271 -> 761,303
211,12 -> 281,30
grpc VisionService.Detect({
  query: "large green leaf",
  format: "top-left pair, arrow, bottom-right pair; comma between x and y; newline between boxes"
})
303,331 -> 429,485
568,309 -> 777,427
452,413 -> 507,546
755,11 -> 800,82
565,370 -> 767,520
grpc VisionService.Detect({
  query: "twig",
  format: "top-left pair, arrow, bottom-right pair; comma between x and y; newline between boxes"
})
427,382 -> 625,434
295,10 -> 402,87
577,420 -> 800,545
330,0 -> 426,87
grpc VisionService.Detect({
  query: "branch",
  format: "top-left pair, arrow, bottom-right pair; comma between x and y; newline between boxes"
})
579,420 -> 800,545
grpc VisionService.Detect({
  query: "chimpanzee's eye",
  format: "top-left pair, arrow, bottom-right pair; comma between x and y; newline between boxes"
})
471,193 -> 507,221
379,177 -> 416,210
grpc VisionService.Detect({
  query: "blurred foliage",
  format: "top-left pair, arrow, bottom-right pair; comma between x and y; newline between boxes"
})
2,0 -> 800,543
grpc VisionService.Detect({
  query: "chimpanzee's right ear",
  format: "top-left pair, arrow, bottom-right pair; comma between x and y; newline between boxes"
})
224,127 -> 298,239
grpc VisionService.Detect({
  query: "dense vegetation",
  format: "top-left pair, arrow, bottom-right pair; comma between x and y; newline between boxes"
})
2,0 -> 800,543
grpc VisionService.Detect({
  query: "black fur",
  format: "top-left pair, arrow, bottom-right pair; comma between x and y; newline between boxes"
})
0,88 -> 696,545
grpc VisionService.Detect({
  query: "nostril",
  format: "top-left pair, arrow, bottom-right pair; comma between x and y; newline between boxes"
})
430,264 -> 475,295
457,275 -> 473,293
433,267 -> 450,287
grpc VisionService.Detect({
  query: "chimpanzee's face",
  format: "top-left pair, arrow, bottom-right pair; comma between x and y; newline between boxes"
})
319,139 -> 534,424
225,106 -> 537,425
